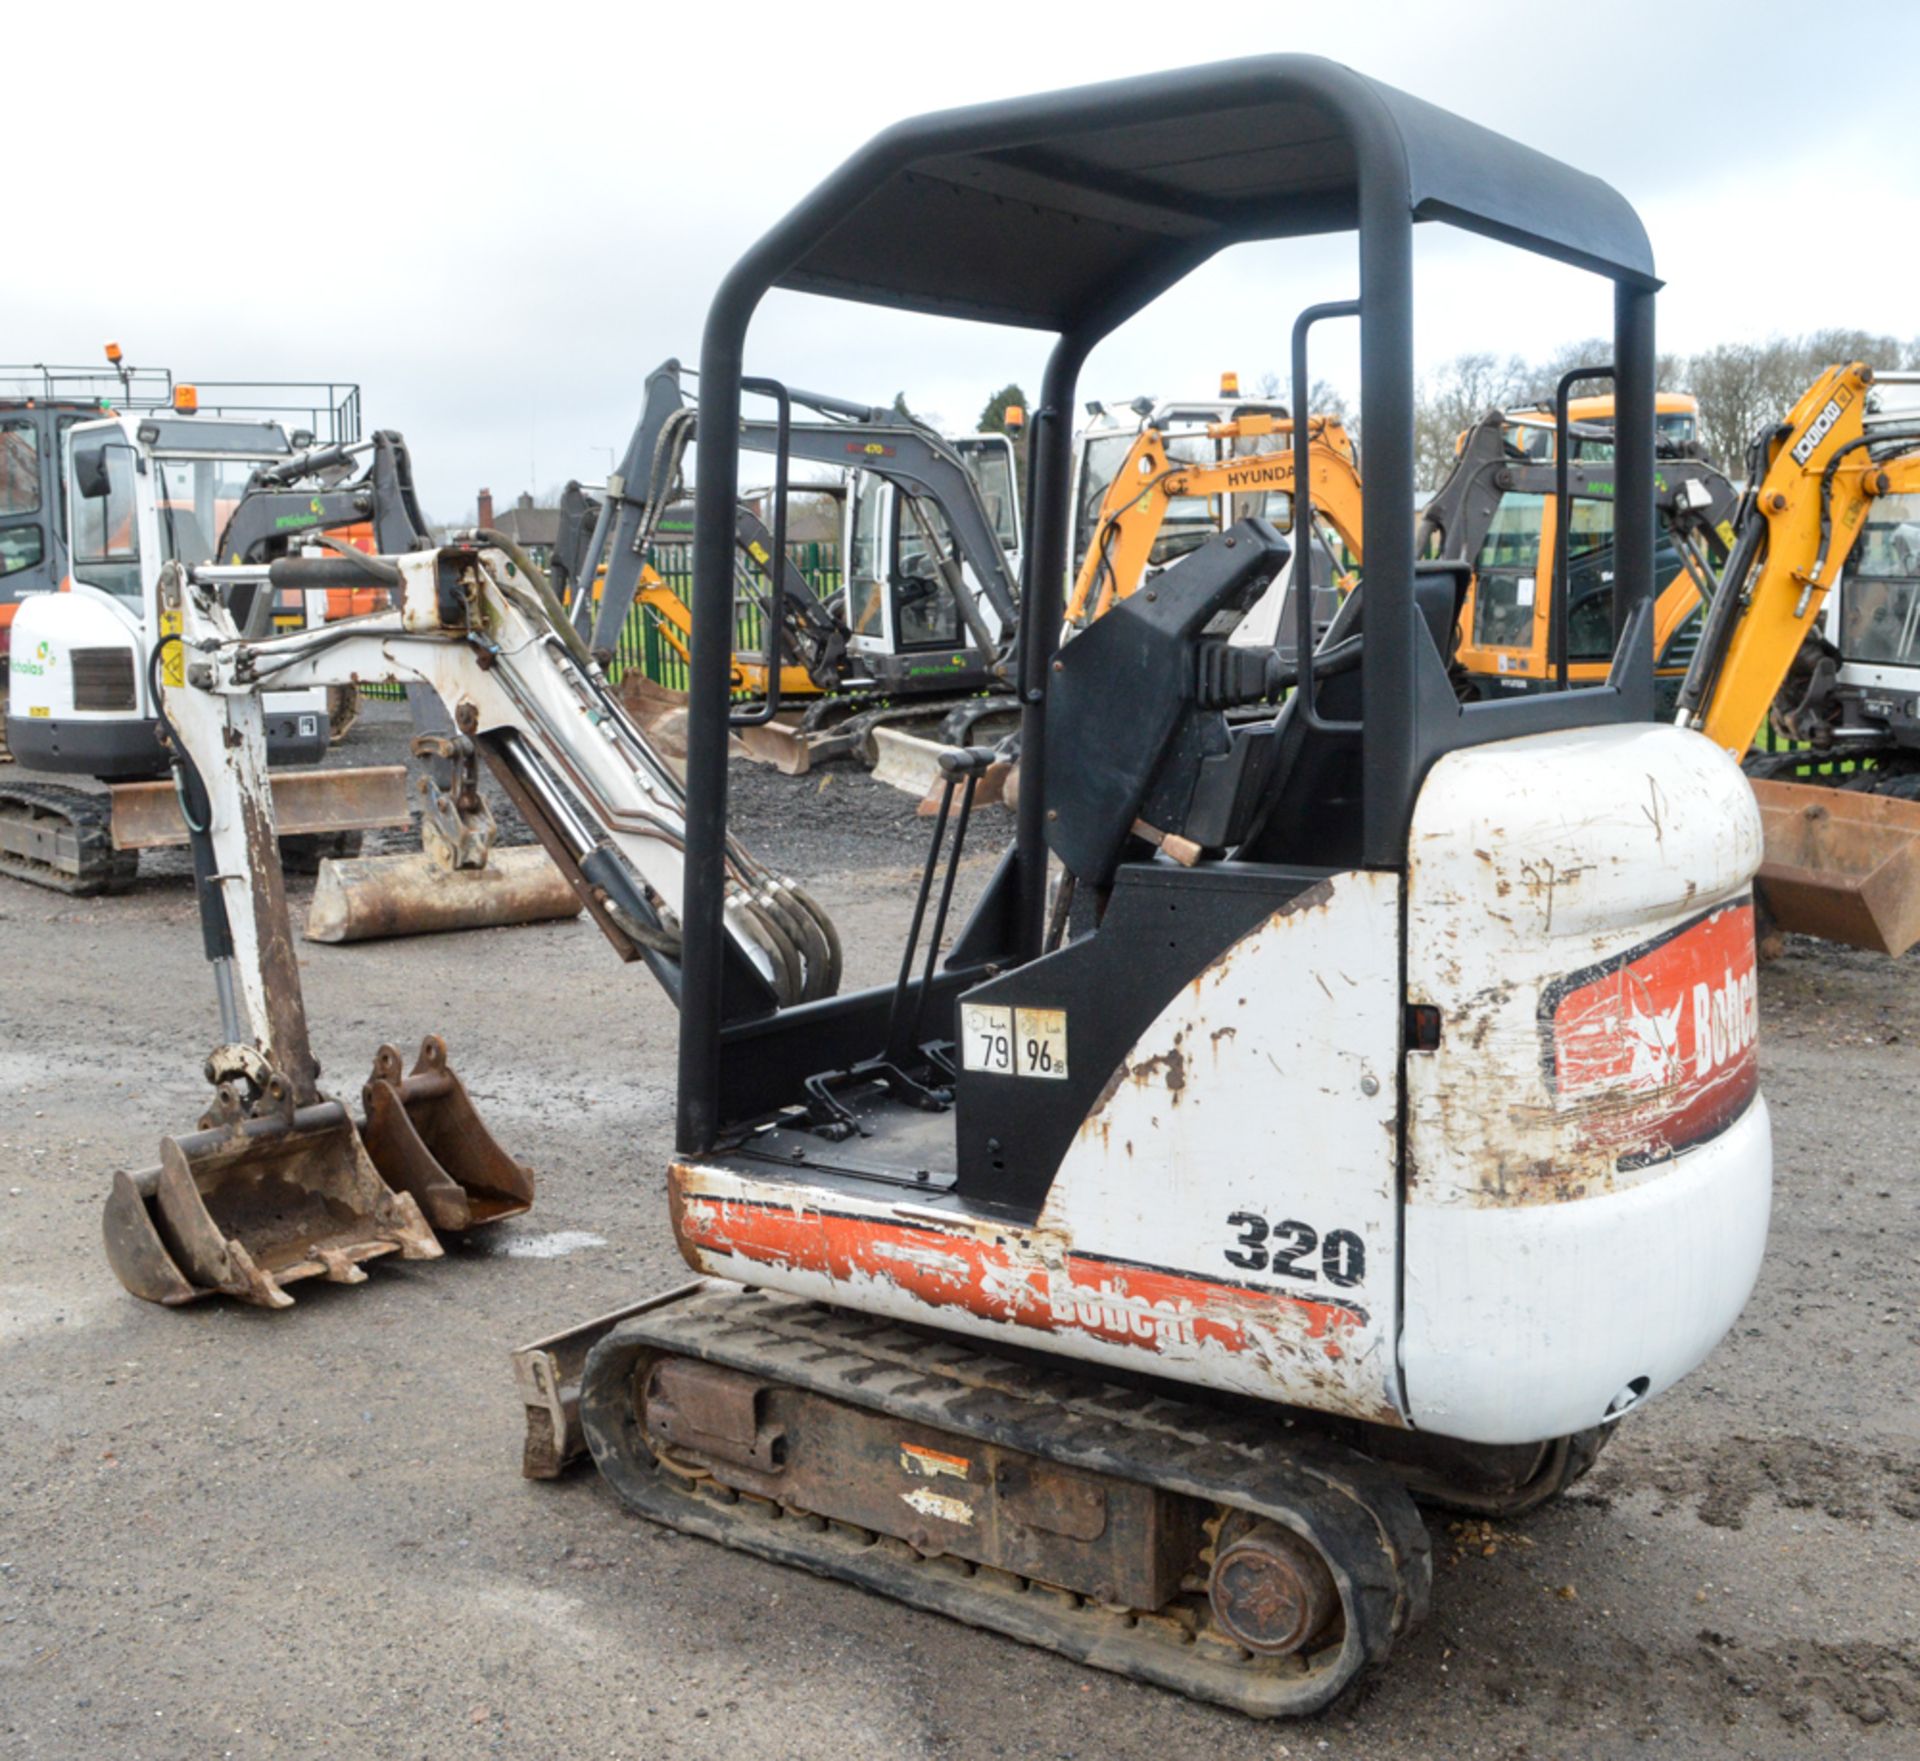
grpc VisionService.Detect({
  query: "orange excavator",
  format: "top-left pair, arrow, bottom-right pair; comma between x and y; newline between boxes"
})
1065,410 -> 1362,639
1425,403 -> 1738,716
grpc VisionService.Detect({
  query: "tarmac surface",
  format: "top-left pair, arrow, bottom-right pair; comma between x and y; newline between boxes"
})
2,700 -> 1917,1759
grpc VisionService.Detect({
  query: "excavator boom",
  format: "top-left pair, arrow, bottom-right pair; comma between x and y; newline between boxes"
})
1675,361 -> 1920,955
102,540 -> 840,1307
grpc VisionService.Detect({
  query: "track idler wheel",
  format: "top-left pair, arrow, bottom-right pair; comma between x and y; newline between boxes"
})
1208,1516 -> 1340,1657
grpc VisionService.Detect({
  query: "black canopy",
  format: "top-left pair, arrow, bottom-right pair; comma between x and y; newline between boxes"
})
770,56 -> 1656,329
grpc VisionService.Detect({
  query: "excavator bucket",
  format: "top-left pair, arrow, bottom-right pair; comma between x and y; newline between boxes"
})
101,1040 -> 530,1308
359,1036 -> 534,1233
305,845 -> 581,943
102,1091 -> 440,1309
1750,778 -> 1920,956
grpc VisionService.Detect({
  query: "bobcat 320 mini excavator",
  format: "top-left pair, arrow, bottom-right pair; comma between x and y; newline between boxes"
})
129,58 -> 1770,1717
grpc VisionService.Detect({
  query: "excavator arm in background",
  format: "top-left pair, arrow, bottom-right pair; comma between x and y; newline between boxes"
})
1672,361 -> 1920,956
1676,362 -> 1919,755
1066,411 -> 1361,629
557,360 -> 1017,700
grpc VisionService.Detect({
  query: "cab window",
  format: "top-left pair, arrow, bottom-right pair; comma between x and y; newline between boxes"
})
893,495 -> 962,649
1471,493 -> 1543,647
1840,494 -> 1920,668
1,419 -> 39,514
0,418 -> 44,580
70,433 -> 144,600
846,472 -> 886,639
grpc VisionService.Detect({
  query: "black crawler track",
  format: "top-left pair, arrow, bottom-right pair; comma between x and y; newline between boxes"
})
580,1284 -> 1430,1718
0,782 -> 138,894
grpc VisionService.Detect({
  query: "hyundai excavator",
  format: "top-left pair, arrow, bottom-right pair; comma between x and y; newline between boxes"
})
1672,360 -> 1920,955
1065,409 -> 1362,640
110,57 -> 1770,1719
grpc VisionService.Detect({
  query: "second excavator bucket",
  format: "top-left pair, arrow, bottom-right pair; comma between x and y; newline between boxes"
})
102,1041 -> 531,1309
103,1083 -> 441,1309
1751,778 -> 1920,956
360,1035 -> 534,1233
304,845 -> 581,944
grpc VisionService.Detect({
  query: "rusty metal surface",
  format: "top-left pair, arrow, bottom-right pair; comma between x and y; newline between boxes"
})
358,1036 -> 534,1231
736,718 -> 815,776
512,1286 -> 707,1478
103,1037 -> 527,1310
1209,1516 -> 1339,1656
637,1358 -> 1198,1609
103,1086 -> 440,1309
1751,777 -> 1920,956
304,845 -> 580,943
108,765 -> 410,851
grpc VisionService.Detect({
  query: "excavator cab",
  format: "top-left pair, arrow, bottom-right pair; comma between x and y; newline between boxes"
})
1434,401 -> 1737,716
565,54 -> 1772,1716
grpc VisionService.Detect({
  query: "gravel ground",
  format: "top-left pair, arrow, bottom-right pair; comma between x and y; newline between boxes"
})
1,703 -> 1916,1759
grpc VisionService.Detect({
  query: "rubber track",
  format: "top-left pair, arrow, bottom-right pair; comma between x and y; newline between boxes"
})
0,782 -> 139,895
581,1284 -> 1430,1718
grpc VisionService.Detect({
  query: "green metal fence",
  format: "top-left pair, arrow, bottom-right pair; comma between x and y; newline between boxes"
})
611,540 -> 843,692
357,540 -> 842,702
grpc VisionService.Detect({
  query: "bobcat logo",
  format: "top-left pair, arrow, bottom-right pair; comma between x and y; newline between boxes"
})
1623,999 -> 1682,1091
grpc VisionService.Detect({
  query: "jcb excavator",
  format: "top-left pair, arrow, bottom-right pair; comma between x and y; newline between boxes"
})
1674,360 -> 1920,954
1065,409 -> 1363,641
1427,403 -> 1737,715
114,57 -> 1770,1719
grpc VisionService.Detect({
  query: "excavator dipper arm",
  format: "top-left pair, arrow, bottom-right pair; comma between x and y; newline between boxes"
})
100,541 -> 843,1310
165,546 -> 838,1069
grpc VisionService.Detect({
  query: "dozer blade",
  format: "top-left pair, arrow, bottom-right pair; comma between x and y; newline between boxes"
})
1751,778 -> 1920,956
511,1284 -> 705,1478
359,1035 -> 534,1234
108,765 -> 412,851
735,717 -> 817,776
103,1095 -> 441,1309
305,845 -> 580,943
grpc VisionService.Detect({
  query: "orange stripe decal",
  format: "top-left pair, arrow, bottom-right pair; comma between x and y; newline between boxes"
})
672,1176 -> 1366,1362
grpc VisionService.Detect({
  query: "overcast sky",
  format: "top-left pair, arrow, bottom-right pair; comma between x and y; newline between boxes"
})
12,2 -> 1919,517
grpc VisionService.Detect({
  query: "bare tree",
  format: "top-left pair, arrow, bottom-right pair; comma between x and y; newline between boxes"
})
1413,352 -> 1528,490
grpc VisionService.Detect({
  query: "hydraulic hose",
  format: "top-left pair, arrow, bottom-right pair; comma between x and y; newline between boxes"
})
464,527 -> 598,673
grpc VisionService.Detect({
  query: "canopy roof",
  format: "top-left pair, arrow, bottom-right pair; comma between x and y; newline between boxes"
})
772,55 -> 1656,329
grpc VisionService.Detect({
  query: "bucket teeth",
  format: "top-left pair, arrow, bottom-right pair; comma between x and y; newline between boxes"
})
102,1039 -> 526,1310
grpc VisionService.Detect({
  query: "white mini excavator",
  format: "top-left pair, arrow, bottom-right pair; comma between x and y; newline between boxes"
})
118,57 -> 1771,1719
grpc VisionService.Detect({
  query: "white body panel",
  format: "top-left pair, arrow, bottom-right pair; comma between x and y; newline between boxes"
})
7,588 -> 145,720
677,874 -> 1408,1427
1403,1100 -> 1770,1441
1400,723 -> 1769,1442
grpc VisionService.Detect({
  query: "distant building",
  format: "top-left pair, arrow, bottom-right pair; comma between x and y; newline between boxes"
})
482,490 -> 565,566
